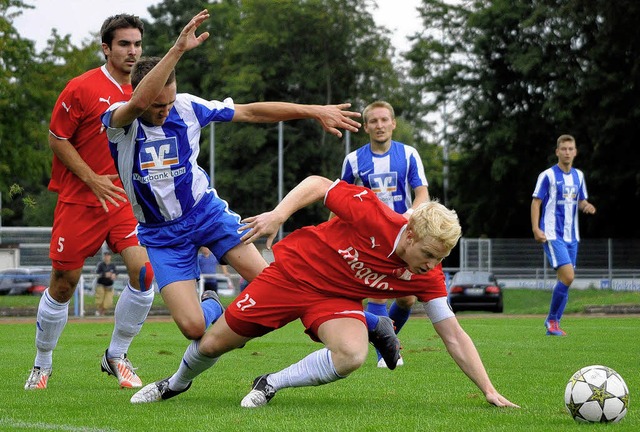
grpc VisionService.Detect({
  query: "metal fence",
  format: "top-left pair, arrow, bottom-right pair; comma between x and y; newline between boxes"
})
458,238 -> 640,291
2,227 -> 640,291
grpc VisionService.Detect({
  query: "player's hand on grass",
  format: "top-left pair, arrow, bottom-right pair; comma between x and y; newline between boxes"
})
314,103 -> 361,138
486,391 -> 520,408
88,173 -> 128,212
239,210 -> 285,249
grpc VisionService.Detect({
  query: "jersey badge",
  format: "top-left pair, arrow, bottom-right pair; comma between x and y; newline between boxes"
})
139,137 -> 179,169
369,172 -> 398,193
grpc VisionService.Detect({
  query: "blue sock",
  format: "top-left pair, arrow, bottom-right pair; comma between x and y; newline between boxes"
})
547,281 -> 569,322
364,311 -> 379,331
201,299 -> 223,328
557,294 -> 569,322
366,302 -> 388,317
388,301 -> 410,334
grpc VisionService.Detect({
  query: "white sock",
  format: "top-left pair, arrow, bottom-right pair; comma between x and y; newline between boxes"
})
107,283 -> 154,358
34,289 -> 69,369
168,340 -> 218,390
268,348 -> 342,390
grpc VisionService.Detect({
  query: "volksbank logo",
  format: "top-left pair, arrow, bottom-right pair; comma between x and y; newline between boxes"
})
369,172 -> 398,194
139,137 -> 179,169
338,246 -> 391,291
562,184 -> 577,200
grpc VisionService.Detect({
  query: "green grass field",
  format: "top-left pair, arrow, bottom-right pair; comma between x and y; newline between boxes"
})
0,290 -> 638,431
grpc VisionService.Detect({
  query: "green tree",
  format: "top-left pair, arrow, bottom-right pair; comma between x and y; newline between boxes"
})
1,0 -> 103,226
407,0 -> 640,237
140,0 -> 403,229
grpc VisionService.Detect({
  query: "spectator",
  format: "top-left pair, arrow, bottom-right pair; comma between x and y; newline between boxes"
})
95,251 -> 117,316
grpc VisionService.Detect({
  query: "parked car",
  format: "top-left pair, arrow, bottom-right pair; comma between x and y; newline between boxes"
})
0,267 -> 49,295
447,270 -> 504,313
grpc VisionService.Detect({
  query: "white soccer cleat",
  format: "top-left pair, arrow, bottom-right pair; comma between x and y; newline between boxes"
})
24,367 -> 52,390
101,349 -> 143,388
130,378 -> 191,404
241,375 -> 277,408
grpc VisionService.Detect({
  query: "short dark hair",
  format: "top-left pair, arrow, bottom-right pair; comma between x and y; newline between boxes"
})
131,57 -> 176,89
100,14 -> 144,46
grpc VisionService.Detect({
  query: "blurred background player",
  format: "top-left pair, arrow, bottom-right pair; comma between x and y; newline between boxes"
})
25,14 -> 155,391
531,134 -> 596,336
94,250 -> 117,316
339,100 -> 429,367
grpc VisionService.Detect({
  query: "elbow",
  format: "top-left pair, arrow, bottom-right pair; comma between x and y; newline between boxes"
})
128,98 -> 151,115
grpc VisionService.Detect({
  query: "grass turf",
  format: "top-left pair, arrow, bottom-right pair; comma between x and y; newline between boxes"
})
0,308 -> 638,431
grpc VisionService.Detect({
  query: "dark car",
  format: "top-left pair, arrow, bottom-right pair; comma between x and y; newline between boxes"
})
0,267 -> 49,296
448,270 -> 504,313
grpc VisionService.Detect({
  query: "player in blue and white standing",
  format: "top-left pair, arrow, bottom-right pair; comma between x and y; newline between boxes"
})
100,11 -> 361,349
531,134 -> 596,336
340,101 -> 429,367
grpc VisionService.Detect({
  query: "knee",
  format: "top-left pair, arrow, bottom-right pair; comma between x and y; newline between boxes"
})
128,262 -> 155,291
177,320 -> 206,341
396,296 -> 416,309
332,345 -> 368,376
49,270 -> 78,302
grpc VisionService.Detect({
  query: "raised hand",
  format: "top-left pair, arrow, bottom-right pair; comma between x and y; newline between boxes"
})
173,9 -> 210,54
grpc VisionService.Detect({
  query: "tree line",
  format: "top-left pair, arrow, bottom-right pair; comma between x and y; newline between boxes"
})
2,0 -> 639,238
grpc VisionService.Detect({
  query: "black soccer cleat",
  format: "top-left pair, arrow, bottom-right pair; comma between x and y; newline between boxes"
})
368,316 -> 401,370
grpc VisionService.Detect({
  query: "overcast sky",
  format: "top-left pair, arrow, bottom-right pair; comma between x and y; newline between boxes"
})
13,0 -> 423,55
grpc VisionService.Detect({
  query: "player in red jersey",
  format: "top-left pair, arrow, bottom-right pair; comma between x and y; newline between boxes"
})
130,175 -> 518,409
25,14 -> 155,391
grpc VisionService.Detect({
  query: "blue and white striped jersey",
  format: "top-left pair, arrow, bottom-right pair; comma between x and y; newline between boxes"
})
340,141 -> 428,214
102,94 -> 235,225
532,164 -> 588,242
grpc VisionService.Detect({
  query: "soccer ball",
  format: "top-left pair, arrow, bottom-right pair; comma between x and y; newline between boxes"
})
565,365 -> 629,423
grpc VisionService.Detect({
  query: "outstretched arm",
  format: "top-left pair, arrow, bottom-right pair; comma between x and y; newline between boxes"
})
109,10 -> 210,128
239,175 -> 334,248
432,317 -> 519,408
232,102 -> 361,138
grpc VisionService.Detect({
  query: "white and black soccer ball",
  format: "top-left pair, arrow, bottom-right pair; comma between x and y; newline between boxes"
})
565,365 -> 629,423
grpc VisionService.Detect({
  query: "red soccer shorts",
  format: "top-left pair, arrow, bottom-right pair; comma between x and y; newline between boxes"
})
50,201 -> 140,270
225,262 -> 367,342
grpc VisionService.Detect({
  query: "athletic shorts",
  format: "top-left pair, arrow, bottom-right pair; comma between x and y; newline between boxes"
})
543,239 -> 578,269
138,191 -> 243,290
50,201 -> 139,270
224,262 -> 367,342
